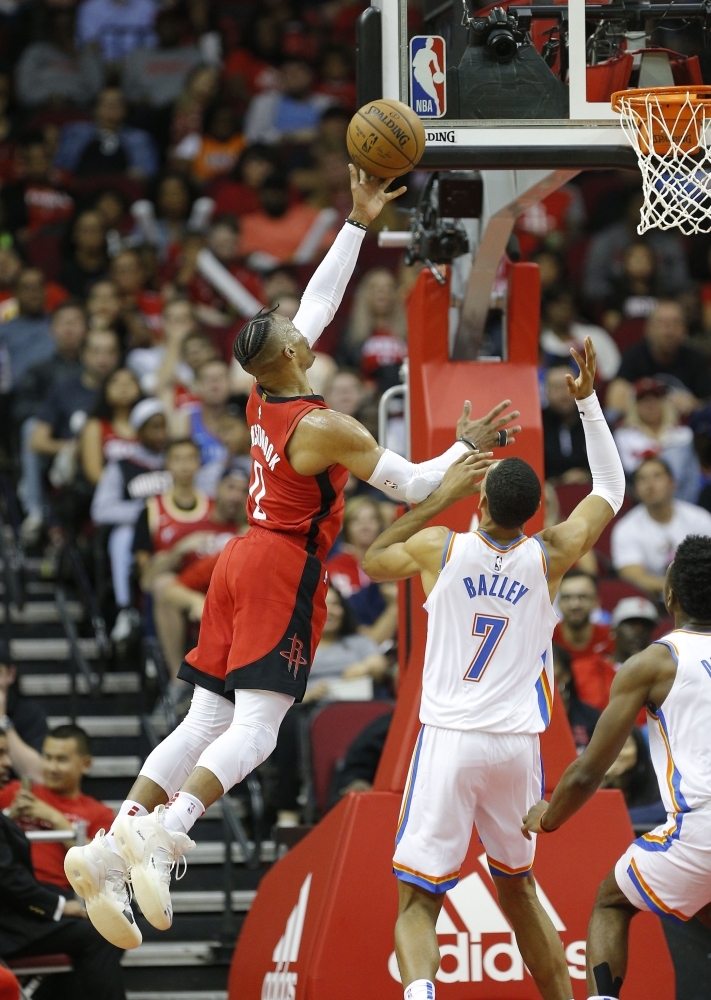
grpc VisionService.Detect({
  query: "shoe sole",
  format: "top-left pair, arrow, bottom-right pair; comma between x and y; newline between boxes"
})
114,817 -> 172,931
64,847 -> 142,950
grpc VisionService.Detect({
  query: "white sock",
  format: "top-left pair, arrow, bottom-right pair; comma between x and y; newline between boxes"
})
105,800 -> 148,853
404,981 -> 435,1000
588,996 -> 617,999
163,791 -> 205,834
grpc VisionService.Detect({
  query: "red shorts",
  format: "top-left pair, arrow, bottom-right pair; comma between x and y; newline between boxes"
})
178,526 -> 328,703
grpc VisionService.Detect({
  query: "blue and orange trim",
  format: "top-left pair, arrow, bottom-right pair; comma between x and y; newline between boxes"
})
638,706 -> 690,852
533,535 -> 549,579
627,858 -> 689,924
441,531 -> 456,570
653,639 -> 679,663
476,530 -> 527,553
487,856 -> 534,879
392,862 -> 460,893
535,655 -> 553,729
395,726 -> 425,846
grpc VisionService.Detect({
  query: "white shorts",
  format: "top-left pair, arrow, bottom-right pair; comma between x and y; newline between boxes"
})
615,805 -> 711,923
392,725 -> 542,893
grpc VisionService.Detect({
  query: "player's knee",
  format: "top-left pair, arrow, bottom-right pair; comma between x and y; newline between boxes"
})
593,871 -> 632,914
242,720 -> 278,767
493,874 -> 536,913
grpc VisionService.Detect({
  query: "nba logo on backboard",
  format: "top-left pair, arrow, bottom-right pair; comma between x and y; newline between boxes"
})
410,36 -> 446,119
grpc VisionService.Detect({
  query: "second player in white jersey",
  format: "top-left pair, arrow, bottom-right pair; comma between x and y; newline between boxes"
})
421,530 -> 558,733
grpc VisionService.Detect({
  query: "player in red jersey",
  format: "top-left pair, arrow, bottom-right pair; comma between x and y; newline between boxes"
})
65,167 -> 522,947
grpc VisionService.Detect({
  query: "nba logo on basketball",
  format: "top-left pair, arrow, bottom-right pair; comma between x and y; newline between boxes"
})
410,36 -> 446,119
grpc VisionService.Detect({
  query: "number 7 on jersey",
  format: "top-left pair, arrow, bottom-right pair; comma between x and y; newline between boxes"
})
464,614 -> 509,682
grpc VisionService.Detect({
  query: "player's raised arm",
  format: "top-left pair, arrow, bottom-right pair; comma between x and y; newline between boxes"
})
362,452 -> 494,588
292,167 -> 407,348
538,337 -> 625,595
522,642 -> 675,837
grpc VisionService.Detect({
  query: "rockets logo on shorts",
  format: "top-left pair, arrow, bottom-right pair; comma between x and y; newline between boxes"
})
410,36 -> 446,119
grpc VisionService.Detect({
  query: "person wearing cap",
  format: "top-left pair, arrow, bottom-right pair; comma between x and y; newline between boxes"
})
613,377 -> 697,500
90,398 -> 170,643
0,637 -> 46,782
611,456 -> 711,599
606,298 -> 711,418
568,596 -> 660,726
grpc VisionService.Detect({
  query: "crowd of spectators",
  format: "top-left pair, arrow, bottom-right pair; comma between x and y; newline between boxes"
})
0,0 -> 707,937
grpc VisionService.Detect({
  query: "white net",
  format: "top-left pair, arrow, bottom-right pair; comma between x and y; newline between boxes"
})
614,89 -> 711,235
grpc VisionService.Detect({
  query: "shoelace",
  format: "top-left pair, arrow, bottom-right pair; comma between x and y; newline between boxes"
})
106,868 -> 133,905
151,846 -> 188,884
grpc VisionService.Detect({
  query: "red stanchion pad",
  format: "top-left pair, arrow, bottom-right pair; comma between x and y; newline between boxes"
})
229,788 -> 673,999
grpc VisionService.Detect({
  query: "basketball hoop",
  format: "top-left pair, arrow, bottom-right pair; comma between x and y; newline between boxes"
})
612,86 -> 711,235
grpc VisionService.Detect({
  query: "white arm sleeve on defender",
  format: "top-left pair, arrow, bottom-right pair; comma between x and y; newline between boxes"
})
367,442 -> 470,503
576,391 -> 625,515
292,222 -> 366,347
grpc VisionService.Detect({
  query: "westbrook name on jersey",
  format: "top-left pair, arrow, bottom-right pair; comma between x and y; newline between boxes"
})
420,529 -> 560,734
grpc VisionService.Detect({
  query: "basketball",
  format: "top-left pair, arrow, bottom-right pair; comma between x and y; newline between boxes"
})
347,99 -> 426,179
433,71 -> 445,84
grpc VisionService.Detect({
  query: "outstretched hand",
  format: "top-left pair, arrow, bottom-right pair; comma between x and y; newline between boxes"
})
521,800 -> 552,840
567,336 -> 597,400
456,400 -> 522,451
439,452 -> 495,505
348,165 -> 407,227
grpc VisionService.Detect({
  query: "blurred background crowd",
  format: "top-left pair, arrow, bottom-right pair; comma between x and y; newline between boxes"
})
0,0 -> 710,850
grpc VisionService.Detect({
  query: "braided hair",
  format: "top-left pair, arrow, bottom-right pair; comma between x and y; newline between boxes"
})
233,305 -> 280,367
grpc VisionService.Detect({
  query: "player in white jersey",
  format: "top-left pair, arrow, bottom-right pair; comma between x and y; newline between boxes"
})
523,533 -> 711,1000
363,338 -> 625,1000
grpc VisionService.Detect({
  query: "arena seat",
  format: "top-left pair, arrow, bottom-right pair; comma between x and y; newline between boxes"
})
5,954 -> 72,1000
597,577 -> 648,612
309,700 -> 394,817
554,482 -> 589,519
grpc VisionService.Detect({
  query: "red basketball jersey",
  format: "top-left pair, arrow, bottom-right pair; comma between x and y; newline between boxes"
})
146,492 -> 216,553
245,384 -> 349,561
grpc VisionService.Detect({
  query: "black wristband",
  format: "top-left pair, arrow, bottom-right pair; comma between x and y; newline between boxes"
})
346,217 -> 368,231
539,810 -> 557,834
458,436 -> 478,452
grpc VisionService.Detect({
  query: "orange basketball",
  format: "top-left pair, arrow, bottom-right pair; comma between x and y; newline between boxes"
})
347,99 -> 426,179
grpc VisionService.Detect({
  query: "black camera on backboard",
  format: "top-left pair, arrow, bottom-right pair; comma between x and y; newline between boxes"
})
470,7 -> 528,64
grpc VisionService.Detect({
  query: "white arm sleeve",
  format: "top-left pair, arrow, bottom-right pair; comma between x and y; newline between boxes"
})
576,391 -> 625,515
367,442 -> 470,503
292,222 -> 366,348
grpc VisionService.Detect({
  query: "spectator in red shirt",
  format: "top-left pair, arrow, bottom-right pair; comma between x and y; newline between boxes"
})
342,268 -> 408,384
569,596 -> 659,723
211,143 -> 281,220
328,496 -> 384,598
553,568 -> 614,660
0,132 -> 74,243
0,724 -> 114,890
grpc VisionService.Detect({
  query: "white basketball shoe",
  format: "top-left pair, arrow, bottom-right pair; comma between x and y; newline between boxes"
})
64,831 -> 142,949
113,805 -> 194,930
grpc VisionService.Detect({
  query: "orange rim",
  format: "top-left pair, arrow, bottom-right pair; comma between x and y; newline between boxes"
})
612,85 -> 711,115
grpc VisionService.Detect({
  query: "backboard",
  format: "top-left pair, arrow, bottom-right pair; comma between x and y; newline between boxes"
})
358,0 -> 711,169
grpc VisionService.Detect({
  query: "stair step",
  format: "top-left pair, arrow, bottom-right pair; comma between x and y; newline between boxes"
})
127,994 -> 226,1000
89,756 -> 142,778
171,891 -> 255,914
20,672 -> 140,696
0,601 -> 83,624
12,637 -> 98,661
190,841 -> 276,865
49,715 -> 142,737
122,942 -> 218,967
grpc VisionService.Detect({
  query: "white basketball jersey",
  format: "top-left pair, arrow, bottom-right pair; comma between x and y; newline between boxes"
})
649,629 -> 711,813
420,530 -> 559,734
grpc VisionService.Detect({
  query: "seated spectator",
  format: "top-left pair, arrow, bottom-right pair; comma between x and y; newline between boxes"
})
239,172 -> 337,269
553,569 -> 614,660
31,329 -> 120,512
86,280 -> 122,334
0,725 -> 114,890
606,299 -> 711,417
244,58 -> 334,146
210,143 -> 281,219
0,638 -> 47,780
328,710 -> 394,807
172,358 -> 231,464
59,210 -> 109,299
90,399 -> 169,641
613,377 -> 696,499
540,287 -> 621,382
150,467 -> 248,691
316,46 -> 356,110
222,13 -> 281,107
195,410 -> 251,496
76,0 -> 156,66
173,103 -> 245,184
0,133 -> 74,243
323,369 -> 368,416
611,457 -> 711,599
0,730 -> 126,999
133,174 -> 195,267
570,596 -> 658,723
156,320 -> 218,412
14,7 -> 103,109
542,362 -> 591,484
94,189 -> 132,254
55,87 -> 158,180
80,368 -> 142,486
110,249 -> 163,346
0,269 -> 54,390
129,297 -> 198,396
551,644 -> 600,753
189,216 -> 263,327
328,496 -> 384,597
341,269 -> 408,381
121,8 -> 200,109
599,241 -> 658,337
583,189 -> 690,302
13,301 -> 87,543
170,64 -> 219,147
